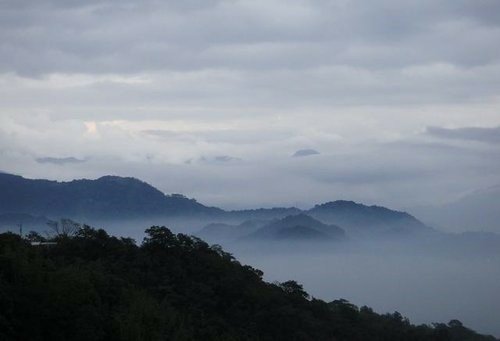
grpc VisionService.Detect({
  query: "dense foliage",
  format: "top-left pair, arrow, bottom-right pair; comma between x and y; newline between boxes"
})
0,226 -> 496,341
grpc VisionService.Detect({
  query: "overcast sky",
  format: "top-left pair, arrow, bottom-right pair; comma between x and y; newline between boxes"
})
1,0 -> 500,209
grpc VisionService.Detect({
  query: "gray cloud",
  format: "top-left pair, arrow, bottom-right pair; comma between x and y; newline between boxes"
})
1,0 -> 500,76
199,155 -> 242,164
213,155 -> 240,162
1,0 -> 500,124
35,156 -> 86,165
292,149 -> 320,157
1,0 -> 500,211
426,126 -> 500,144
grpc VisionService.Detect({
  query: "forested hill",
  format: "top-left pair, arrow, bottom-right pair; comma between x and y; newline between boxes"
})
0,173 -> 222,219
0,173 -> 431,238
0,227 -> 496,341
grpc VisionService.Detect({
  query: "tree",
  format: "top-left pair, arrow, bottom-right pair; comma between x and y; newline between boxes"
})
24,231 -> 46,242
0,226 -> 496,341
449,319 -> 464,328
46,218 -> 81,237
279,280 -> 310,299
142,225 -> 177,248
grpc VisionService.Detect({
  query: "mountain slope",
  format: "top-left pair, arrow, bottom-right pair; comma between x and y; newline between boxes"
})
0,173 -> 431,238
0,173 -> 222,219
411,186 -> 500,233
308,200 -> 432,237
245,214 -> 345,241
196,220 -> 266,243
227,207 -> 302,220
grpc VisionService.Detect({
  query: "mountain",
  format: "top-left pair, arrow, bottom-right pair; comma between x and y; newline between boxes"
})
0,173 -> 431,239
0,226 -> 496,340
307,200 -> 433,238
196,220 -> 266,243
0,173 -> 222,220
244,214 -> 345,241
227,207 -> 302,220
273,225 -> 331,240
410,186 -> 500,233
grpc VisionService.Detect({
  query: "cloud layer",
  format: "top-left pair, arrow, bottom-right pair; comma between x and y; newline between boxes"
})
426,126 -> 500,144
1,0 -> 500,210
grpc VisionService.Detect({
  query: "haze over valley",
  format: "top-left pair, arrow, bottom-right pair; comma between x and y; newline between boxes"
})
1,172 -> 499,337
1,0 -> 500,339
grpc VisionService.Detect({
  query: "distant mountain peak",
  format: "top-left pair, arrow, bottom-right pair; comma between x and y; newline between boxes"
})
94,175 -> 155,187
314,200 -> 359,208
309,200 -> 431,237
313,200 -> 411,216
245,213 -> 345,241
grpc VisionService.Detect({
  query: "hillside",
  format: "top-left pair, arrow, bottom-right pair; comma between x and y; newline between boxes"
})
0,226 -> 496,340
308,201 -> 433,237
245,214 -> 345,241
0,173 -> 222,219
227,207 -> 303,221
197,220 -> 265,243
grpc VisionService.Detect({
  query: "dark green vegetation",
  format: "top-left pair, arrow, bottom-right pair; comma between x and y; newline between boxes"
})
0,226 -> 496,341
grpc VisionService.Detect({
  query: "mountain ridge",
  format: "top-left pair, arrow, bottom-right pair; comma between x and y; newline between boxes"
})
243,213 -> 345,241
410,185 -> 500,233
0,173 -> 222,219
0,173 -> 431,238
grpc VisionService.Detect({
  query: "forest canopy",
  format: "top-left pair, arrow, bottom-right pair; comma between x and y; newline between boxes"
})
0,226 -> 497,341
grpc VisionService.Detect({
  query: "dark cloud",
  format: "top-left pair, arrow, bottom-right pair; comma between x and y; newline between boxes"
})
293,149 -> 320,157
199,155 -> 242,164
35,156 -> 86,165
213,155 -> 240,162
426,126 -> 500,144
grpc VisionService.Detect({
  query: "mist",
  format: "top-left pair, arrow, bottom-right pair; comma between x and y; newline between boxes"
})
2,0 -> 500,338
234,240 -> 500,338
69,215 -> 500,338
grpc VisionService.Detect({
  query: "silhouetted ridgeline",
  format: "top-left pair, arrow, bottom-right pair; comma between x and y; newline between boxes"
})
308,201 -> 433,237
225,214 -> 345,242
0,173 -> 222,219
0,173 -> 432,239
0,226 -> 496,340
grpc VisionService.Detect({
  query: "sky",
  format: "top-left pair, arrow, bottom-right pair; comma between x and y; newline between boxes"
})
1,0 -> 500,210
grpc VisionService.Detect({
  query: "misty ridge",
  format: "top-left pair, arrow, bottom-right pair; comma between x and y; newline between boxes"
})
1,172 -> 500,339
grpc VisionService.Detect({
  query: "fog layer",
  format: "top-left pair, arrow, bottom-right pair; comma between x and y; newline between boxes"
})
232,239 -> 500,338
